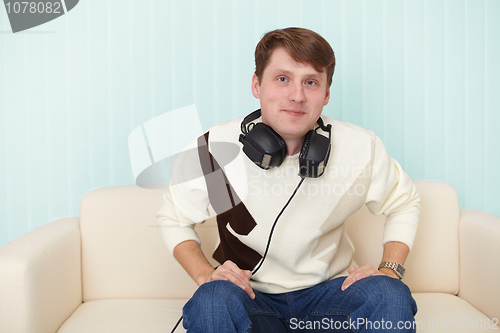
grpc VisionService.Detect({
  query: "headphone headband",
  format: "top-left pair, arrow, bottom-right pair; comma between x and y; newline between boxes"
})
241,109 -> 262,134
240,109 -> 331,138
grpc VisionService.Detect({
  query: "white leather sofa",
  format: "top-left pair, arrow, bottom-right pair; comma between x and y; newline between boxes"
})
1,180 -> 499,332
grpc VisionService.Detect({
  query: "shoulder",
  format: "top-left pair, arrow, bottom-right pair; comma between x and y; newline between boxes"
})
320,115 -> 377,141
205,117 -> 244,143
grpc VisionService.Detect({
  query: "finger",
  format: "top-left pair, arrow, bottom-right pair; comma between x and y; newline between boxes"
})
226,272 -> 255,299
224,261 -> 254,289
340,267 -> 356,291
351,266 -> 379,281
223,261 -> 253,283
216,264 -> 250,286
213,261 -> 255,299
210,269 -> 255,298
341,266 -> 383,291
243,270 -> 252,279
343,266 -> 367,288
342,274 -> 358,291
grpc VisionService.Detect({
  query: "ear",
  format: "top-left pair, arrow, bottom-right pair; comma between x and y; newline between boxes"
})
251,73 -> 260,99
323,86 -> 331,106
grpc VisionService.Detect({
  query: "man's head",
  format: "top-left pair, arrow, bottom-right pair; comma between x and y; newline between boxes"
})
251,28 -> 335,155
254,27 -> 335,87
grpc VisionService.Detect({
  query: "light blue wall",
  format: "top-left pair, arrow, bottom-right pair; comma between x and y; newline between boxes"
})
1,0 -> 499,247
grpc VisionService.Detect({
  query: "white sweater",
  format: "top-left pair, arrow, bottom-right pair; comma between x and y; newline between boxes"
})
157,115 -> 420,294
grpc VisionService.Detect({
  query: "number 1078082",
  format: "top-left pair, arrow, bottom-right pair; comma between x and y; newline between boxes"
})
5,2 -> 62,14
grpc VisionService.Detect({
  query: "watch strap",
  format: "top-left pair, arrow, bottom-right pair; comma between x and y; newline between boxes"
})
378,261 -> 405,279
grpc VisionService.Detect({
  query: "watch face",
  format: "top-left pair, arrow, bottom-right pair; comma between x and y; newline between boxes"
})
396,264 -> 405,277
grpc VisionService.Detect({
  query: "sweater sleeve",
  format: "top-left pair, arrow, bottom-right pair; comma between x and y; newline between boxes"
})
364,133 -> 420,250
156,139 -> 211,254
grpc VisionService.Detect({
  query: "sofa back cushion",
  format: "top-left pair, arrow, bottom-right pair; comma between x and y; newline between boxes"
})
346,180 -> 460,294
80,180 -> 459,301
80,185 -> 218,301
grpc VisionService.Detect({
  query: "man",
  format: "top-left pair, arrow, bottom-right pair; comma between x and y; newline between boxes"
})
158,27 -> 419,332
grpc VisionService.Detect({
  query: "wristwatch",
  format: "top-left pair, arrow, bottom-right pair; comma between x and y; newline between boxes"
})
378,261 -> 405,279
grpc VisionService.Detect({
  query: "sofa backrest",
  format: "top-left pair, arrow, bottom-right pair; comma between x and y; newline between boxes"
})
345,180 -> 460,294
79,180 -> 459,301
80,185 -> 218,301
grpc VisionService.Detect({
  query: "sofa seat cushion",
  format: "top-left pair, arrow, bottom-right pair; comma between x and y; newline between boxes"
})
413,293 -> 493,332
57,299 -> 188,333
57,293 -> 493,333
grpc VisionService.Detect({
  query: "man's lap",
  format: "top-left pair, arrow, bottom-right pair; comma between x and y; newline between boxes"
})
183,276 -> 417,332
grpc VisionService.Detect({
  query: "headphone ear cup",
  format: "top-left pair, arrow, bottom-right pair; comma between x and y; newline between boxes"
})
299,130 -> 331,178
239,123 -> 287,169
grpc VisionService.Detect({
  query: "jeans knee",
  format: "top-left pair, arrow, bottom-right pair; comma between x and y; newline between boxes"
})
383,277 -> 413,301
183,280 -> 253,331
184,280 -> 249,314
197,280 -> 238,300
370,276 -> 416,311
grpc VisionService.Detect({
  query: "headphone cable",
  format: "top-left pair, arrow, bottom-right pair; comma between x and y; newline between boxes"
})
251,176 -> 305,276
170,315 -> 183,333
170,176 -> 306,332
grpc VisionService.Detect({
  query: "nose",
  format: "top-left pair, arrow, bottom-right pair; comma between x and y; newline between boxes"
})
289,82 -> 306,102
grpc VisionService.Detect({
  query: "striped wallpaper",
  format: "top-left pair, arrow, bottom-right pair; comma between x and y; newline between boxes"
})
1,0 -> 499,247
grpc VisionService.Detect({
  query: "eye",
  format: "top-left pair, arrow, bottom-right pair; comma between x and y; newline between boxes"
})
278,76 -> 287,83
306,80 -> 316,86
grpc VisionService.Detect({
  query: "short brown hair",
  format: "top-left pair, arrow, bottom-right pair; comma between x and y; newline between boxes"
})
254,27 -> 336,87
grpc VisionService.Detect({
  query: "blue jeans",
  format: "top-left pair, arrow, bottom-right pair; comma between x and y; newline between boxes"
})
183,276 -> 417,333
183,276 -> 418,332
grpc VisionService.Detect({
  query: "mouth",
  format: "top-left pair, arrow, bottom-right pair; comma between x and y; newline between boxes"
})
282,109 -> 306,116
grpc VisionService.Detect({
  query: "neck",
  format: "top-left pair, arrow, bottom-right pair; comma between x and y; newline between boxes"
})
285,138 -> 304,156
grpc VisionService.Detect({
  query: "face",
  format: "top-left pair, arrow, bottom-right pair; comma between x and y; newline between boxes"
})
252,47 -> 331,147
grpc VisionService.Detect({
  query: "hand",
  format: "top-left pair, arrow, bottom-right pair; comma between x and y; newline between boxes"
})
341,264 -> 385,291
206,260 -> 255,299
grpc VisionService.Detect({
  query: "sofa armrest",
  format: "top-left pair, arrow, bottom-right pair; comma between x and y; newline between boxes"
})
0,217 -> 82,333
459,209 -> 500,320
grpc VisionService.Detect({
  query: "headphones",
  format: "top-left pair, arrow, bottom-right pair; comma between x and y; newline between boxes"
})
239,109 -> 332,178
